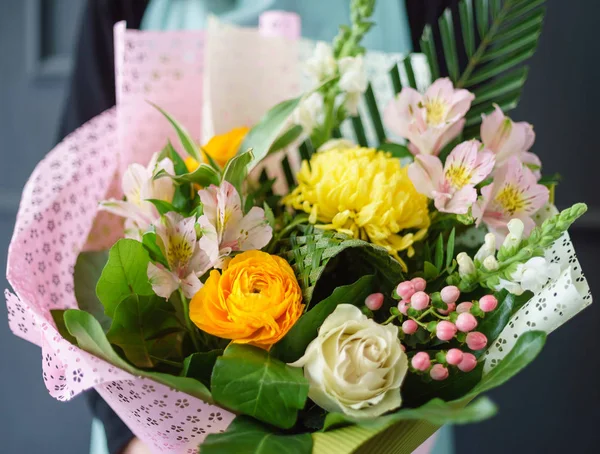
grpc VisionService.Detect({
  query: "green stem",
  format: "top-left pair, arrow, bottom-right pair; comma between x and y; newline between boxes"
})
179,288 -> 201,352
382,314 -> 399,325
149,356 -> 183,368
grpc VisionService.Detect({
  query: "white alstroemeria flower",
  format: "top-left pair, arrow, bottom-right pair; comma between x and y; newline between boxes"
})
338,54 -> 368,115
496,256 -> 561,295
197,181 -> 272,268
290,304 -> 408,419
147,213 -> 216,299
293,92 -> 324,135
306,42 -> 337,82
100,153 -> 175,240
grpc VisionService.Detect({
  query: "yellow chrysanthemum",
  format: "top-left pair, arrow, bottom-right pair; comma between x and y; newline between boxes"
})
283,145 -> 430,270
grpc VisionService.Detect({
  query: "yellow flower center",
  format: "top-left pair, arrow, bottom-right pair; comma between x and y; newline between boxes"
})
167,234 -> 193,270
445,164 -> 472,189
425,98 -> 448,126
495,184 -> 526,215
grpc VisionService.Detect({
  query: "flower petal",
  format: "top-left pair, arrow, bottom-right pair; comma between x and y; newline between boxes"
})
408,154 -> 444,198
147,262 -> 179,299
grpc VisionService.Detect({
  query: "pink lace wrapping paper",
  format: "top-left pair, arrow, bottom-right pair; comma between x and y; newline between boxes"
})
5,14 -> 303,454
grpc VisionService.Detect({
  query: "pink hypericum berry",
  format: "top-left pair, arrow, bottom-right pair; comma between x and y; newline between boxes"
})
396,281 -> 416,300
365,293 -> 384,311
436,321 -> 457,341
398,301 -> 410,315
445,348 -> 464,366
411,352 -> 431,371
440,285 -> 460,305
456,302 -> 473,314
479,294 -> 498,312
466,332 -> 488,350
458,353 -> 478,372
456,313 -> 478,332
411,277 -> 427,292
430,364 -> 449,381
438,302 -> 456,315
402,319 -> 418,335
411,291 -> 430,311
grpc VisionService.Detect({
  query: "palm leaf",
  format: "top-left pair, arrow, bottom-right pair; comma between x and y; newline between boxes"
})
420,0 -> 546,135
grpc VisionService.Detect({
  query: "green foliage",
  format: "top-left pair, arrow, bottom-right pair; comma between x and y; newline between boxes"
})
182,350 -> 223,389
154,163 -> 220,187
146,199 -> 179,216
222,149 -> 253,200
211,344 -> 309,430
269,125 -> 304,155
420,0 -> 547,137
74,251 -> 111,332
63,309 -> 213,402
141,231 -> 168,267
377,142 -> 412,160
151,103 -> 202,162
201,416 -> 313,454
271,275 -> 376,363
106,294 -> 185,368
96,239 -> 154,318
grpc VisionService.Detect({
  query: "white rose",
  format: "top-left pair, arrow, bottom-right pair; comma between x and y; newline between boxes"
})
289,304 -> 407,419
306,42 -> 337,82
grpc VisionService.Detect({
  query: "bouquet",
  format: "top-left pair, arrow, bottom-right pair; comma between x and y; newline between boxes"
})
6,1 -> 592,453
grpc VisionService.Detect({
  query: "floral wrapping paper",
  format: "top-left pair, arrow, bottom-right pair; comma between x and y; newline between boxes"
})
5,12 -> 592,454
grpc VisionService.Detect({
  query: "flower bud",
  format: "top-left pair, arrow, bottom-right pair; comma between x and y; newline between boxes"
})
410,291 -> 430,311
502,218 -> 525,250
398,301 -> 409,315
365,292 -> 384,311
436,321 -> 457,341
475,233 -> 497,262
466,332 -> 488,350
458,353 -> 478,372
456,313 -> 478,332
411,277 -> 427,292
430,364 -> 449,381
438,302 -> 456,316
396,281 -> 416,300
479,294 -> 498,312
440,286 -> 460,305
402,319 -> 418,335
445,348 -> 464,366
456,302 -> 473,314
411,352 -> 430,371
457,252 -> 476,278
482,255 -> 499,271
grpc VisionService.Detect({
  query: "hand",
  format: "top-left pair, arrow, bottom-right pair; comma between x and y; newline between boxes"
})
122,438 -> 152,454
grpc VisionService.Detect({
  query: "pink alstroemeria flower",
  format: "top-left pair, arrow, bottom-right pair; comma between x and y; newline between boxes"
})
481,105 -> 541,178
474,157 -> 549,242
384,78 -> 475,156
100,152 -> 175,239
147,212 -> 217,299
408,140 -> 495,214
197,181 -> 273,267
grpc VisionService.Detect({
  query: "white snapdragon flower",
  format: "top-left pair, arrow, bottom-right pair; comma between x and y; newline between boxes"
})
475,233 -> 496,262
496,256 -> 561,295
457,252 -> 476,278
338,54 -> 368,115
293,92 -> 324,134
290,304 -> 407,419
306,42 -> 337,82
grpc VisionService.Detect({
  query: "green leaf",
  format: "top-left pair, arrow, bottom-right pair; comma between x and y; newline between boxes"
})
263,202 -> 276,230
51,309 -> 78,345
240,96 -> 303,171
434,234 -> 444,271
146,199 -> 179,216
459,0 -> 475,57
74,251 -> 111,332
182,350 -> 223,389
64,309 -> 212,402
474,290 -> 515,357
271,275 -> 376,363
154,163 -> 220,187
96,239 -> 154,318
201,416 -> 313,454
419,25 -> 440,81
142,231 -> 168,268
158,141 -> 189,176
201,146 -> 223,172
222,149 -> 254,198
364,84 -> 386,145
446,228 -> 456,269
439,9 -> 460,80
269,125 -> 304,155
106,294 -> 184,368
423,261 -> 439,280
211,344 -> 309,429
378,142 -> 413,160
151,103 -> 201,161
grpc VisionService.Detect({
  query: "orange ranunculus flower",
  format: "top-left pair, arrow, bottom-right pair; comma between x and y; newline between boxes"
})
185,126 -> 250,172
189,250 -> 304,349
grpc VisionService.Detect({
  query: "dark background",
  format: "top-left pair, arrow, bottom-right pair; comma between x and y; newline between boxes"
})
0,1 -> 598,453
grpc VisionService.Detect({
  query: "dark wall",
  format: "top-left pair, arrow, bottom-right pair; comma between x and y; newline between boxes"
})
456,1 -> 600,452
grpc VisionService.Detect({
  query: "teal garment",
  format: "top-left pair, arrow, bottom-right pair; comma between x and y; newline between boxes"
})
141,0 -> 413,54
92,2 -> 452,454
